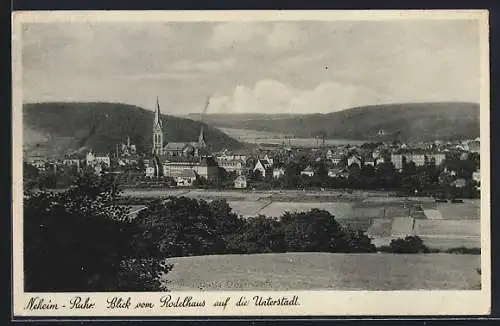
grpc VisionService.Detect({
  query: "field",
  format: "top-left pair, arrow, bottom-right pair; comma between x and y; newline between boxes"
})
122,189 -> 481,249
163,253 -> 481,291
219,127 -> 365,147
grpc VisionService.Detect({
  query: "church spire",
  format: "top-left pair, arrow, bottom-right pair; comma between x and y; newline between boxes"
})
153,96 -> 162,128
152,96 -> 164,155
198,125 -> 206,148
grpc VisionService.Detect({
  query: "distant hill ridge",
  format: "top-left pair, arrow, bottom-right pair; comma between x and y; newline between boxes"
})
23,102 -> 243,159
194,102 -> 480,142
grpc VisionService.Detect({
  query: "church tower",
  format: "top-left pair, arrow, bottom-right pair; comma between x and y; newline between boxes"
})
152,96 -> 164,155
198,126 -> 206,148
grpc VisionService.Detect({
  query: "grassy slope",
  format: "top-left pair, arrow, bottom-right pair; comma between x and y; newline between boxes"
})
23,102 -> 243,158
201,102 -> 480,142
164,252 -> 480,291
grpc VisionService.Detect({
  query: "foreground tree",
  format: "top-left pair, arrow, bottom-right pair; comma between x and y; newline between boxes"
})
24,170 -> 171,291
130,196 -> 227,258
281,209 -> 376,253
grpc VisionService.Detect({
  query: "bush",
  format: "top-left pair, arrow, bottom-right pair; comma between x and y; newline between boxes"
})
129,198 -> 377,257
446,247 -> 481,255
379,236 -> 430,254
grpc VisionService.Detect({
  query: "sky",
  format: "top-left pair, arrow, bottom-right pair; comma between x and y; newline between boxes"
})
21,19 -> 480,115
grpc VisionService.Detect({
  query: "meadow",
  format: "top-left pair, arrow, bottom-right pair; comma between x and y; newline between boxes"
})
164,252 -> 481,291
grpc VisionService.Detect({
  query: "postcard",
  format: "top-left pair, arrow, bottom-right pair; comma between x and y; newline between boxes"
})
12,10 -> 490,317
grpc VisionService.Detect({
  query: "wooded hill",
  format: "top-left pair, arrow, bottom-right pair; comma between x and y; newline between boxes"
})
23,102 -> 243,158
194,102 -> 480,142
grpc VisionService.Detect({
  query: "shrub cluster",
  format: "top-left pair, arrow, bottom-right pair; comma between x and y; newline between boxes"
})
131,197 -> 377,257
377,236 -> 430,254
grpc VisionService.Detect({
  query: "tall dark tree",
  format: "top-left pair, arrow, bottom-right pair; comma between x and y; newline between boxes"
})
24,170 -> 171,291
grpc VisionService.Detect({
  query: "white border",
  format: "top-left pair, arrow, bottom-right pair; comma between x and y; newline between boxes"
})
12,10 -> 491,317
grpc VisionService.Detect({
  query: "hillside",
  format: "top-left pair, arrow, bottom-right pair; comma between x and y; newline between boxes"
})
198,102 -> 480,142
23,102 -> 243,159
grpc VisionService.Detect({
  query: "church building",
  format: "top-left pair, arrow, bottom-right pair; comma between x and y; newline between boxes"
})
148,97 -> 218,182
151,97 -> 207,158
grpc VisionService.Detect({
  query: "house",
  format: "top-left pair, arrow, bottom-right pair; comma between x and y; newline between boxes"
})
362,153 -> 376,166
175,170 -> 197,187
119,137 -> 137,156
408,153 -> 426,167
473,169 -> 481,183
391,152 -> 445,171
465,140 -> 480,153
62,158 -> 81,169
452,178 -> 467,188
261,154 -> 274,166
216,156 -> 245,175
93,163 -> 106,175
390,154 -> 404,171
328,167 -> 349,178
300,166 -> 315,177
253,159 -> 272,177
234,175 -> 247,189
30,159 -> 47,172
347,155 -> 362,167
428,153 -> 446,166
272,167 -> 285,179
196,156 -> 219,181
162,156 -> 218,182
145,165 -> 155,178
86,151 -> 110,167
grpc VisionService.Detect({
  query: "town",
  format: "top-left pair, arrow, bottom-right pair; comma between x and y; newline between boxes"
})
24,98 -> 481,201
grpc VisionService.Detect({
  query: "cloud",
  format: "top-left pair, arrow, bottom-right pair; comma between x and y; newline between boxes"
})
207,79 -> 381,114
208,22 -> 308,51
209,23 -> 267,49
161,58 -> 237,73
266,23 -> 308,49
117,58 -> 237,81
22,20 -> 480,113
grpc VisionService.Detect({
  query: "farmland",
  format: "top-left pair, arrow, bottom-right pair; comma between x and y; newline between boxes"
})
164,253 -> 481,291
218,127 -> 365,148
122,189 -> 481,250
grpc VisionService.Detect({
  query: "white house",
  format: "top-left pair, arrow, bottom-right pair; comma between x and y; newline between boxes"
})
31,159 -> 47,171
262,154 -> 274,166
364,158 -> 376,167
347,155 -> 362,167
330,153 -> 344,165
452,178 -> 467,188
272,167 -> 285,179
145,165 -> 155,178
253,159 -> 272,177
176,170 -> 197,187
86,150 -> 111,167
234,175 -> 247,189
300,166 -> 315,177
328,167 -> 347,178
473,169 -> 481,183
